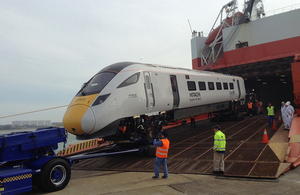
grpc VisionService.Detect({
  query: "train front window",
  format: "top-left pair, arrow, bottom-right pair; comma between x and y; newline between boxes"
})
78,72 -> 115,96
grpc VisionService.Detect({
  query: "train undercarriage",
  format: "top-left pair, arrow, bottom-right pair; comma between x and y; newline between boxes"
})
111,100 -> 245,141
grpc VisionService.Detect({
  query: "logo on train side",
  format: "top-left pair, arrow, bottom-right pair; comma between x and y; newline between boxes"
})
75,98 -> 86,102
128,94 -> 137,98
189,92 -> 201,101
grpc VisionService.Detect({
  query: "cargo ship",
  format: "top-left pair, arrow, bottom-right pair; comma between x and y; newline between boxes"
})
191,0 -> 300,108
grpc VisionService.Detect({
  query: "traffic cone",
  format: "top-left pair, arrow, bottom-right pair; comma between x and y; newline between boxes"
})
272,119 -> 277,130
278,115 -> 283,123
262,129 -> 269,143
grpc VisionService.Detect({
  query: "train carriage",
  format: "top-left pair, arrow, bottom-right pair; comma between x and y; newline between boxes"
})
63,62 -> 246,140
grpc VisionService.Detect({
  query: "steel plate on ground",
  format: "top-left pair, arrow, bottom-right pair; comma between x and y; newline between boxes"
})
72,115 -> 283,178
249,162 -> 280,178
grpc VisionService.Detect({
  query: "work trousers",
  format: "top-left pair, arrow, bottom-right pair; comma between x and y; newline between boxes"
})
248,108 -> 252,116
190,118 -> 195,127
154,157 -> 168,178
213,152 -> 224,172
282,114 -> 288,129
287,115 -> 293,129
268,115 -> 274,126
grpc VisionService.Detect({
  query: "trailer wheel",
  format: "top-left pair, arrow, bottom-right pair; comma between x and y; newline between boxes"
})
39,158 -> 71,192
147,145 -> 156,157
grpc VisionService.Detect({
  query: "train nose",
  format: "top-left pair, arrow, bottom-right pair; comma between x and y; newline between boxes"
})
63,105 -> 96,135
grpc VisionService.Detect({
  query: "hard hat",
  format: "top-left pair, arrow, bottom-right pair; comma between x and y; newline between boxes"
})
286,101 -> 291,106
213,125 -> 221,130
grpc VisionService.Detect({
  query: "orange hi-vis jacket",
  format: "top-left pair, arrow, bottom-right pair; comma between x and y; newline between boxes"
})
248,102 -> 253,109
156,139 -> 170,158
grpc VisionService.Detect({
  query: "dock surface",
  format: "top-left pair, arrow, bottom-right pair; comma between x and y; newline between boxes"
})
26,167 -> 300,194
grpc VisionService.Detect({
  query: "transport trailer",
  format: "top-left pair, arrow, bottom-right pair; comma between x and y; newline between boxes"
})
0,127 -> 71,194
69,139 -> 155,163
0,127 -> 154,194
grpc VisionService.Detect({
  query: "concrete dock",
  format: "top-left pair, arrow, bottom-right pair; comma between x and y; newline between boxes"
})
27,167 -> 300,195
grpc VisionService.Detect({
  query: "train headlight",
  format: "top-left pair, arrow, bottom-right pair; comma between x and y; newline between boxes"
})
92,94 -> 111,106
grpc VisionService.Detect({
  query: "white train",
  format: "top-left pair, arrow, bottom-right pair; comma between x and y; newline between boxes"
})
63,62 -> 246,139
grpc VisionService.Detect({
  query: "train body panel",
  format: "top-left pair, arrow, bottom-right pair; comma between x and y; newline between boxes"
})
63,62 -> 246,139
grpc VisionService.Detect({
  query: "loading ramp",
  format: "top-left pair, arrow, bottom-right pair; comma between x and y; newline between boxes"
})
72,115 -> 287,178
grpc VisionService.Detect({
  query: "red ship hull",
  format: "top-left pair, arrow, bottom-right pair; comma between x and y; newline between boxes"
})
194,36 -> 300,70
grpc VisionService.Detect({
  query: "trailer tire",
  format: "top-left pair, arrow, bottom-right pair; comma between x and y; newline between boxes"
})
147,145 -> 156,157
39,158 -> 71,192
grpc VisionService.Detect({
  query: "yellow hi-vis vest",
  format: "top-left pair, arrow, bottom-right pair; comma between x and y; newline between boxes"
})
267,106 -> 275,116
156,139 -> 170,158
214,130 -> 226,152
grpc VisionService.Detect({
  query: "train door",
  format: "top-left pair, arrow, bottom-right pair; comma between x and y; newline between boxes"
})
170,75 -> 180,108
237,80 -> 241,99
144,72 -> 155,110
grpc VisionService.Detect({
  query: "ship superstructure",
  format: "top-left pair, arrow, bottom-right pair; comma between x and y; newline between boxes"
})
191,0 -> 300,108
192,0 -> 300,74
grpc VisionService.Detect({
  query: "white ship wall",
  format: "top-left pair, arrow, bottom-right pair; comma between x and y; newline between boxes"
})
223,9 -> 300,52
191,36 -> 207,59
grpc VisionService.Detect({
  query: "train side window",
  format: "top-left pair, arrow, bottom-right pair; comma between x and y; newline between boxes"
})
208,82 -> 214,90
216,82 -> 222,90
229,82 -> 234,89
145,75 -> 151,89
117,72 -> 140,88
187,81 -> 196,91
223,82 -> 228,90
198,81 -> 206,91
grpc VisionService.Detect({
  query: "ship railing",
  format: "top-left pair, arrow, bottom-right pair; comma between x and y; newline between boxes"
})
264,3 -> 300,17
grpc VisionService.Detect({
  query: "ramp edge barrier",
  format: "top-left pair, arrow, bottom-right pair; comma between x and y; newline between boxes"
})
282,116 -> 300,174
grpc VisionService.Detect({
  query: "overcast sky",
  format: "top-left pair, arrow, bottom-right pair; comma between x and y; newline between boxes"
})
0,0 -> 298,125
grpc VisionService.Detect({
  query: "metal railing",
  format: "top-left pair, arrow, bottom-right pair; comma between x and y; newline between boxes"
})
193,3 -> 300,38
264,3 -> 300,17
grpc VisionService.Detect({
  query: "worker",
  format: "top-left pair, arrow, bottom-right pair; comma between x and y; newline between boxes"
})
190,117 -> 196,127
153,131 -> 170,179
267,103 -> 275,126
119,126 -> 126,134
285,101 -> 295,130
181,118 -> 187,125
281,101 -> 288,130
247,101 -> 253,117
213,125 -> 226,174
256,101 -> 262,114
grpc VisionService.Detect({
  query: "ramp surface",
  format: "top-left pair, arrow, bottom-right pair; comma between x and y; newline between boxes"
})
73,115 -> 283,178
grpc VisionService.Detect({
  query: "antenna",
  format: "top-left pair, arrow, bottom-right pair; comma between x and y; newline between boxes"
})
188,19 -> 193,33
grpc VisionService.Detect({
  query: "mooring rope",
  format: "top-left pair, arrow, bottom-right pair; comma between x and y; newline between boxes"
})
0,105 -> 68,119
